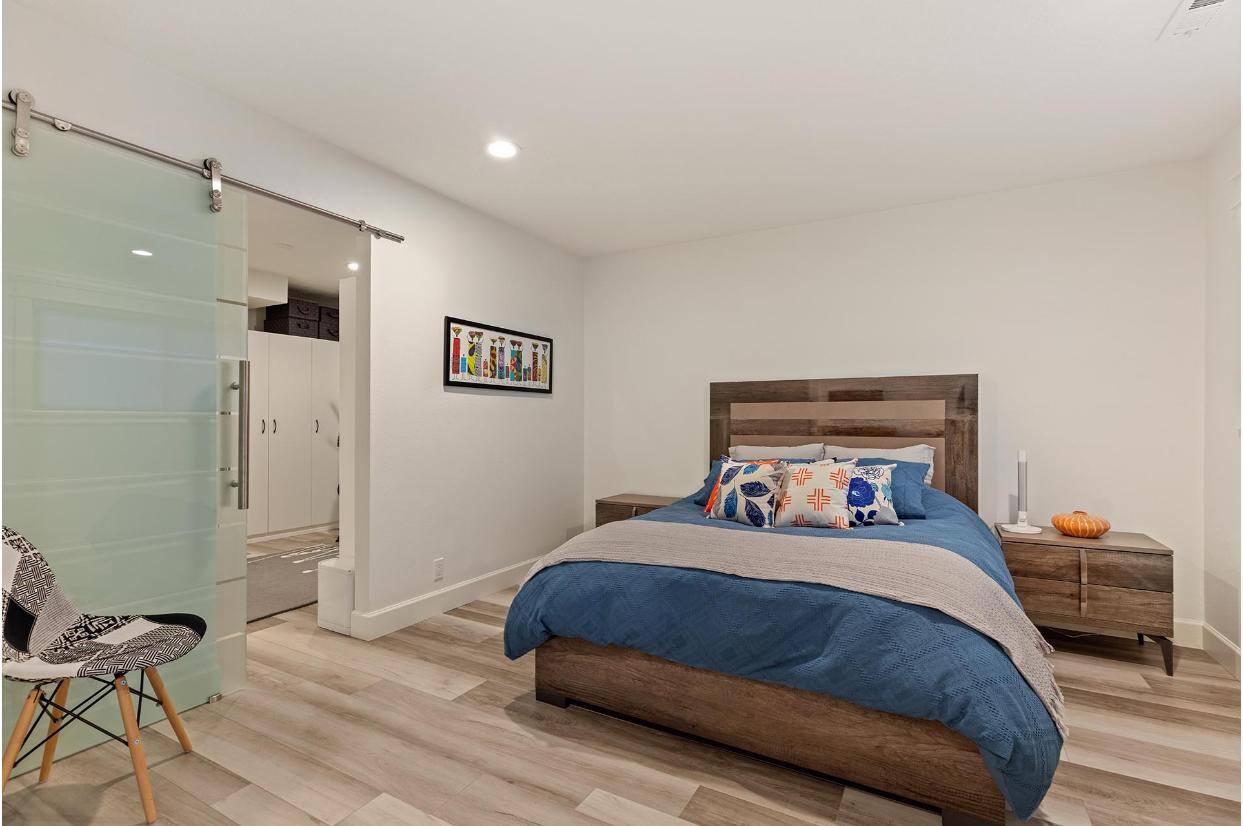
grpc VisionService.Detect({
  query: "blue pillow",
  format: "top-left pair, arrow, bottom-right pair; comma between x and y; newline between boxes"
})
692,459 -> 724,506
853,458 -> 928,519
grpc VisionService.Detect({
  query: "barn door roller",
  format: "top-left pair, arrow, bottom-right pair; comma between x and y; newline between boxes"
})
9,89 -> 33,157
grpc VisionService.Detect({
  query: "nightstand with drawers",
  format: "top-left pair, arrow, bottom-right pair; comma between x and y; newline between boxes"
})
595,494 -> 680,527
994,524 -> 1175,675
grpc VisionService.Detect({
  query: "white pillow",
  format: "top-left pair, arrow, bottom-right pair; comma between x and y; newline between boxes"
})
729,443 -> 825,461
821,444 -> 935,485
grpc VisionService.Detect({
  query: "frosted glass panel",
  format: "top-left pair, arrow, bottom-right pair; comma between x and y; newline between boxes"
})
3,113 -> 223,770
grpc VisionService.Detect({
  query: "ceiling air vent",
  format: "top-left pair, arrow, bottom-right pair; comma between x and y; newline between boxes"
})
1159,0 -> 1229,38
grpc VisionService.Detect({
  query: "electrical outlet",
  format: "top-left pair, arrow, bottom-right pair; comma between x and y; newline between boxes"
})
433,557 -> 445,582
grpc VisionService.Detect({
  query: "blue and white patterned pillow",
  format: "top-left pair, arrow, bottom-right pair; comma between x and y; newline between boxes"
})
846,464 -> 900,526
709,460 -> 788,528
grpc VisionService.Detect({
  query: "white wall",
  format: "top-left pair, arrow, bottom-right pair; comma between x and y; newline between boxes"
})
585,162 -> 1209,643
1203,127 -> 1241,675
4,4 -> 585,640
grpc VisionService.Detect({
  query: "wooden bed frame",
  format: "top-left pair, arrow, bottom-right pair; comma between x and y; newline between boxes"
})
535,374 -> 1000,825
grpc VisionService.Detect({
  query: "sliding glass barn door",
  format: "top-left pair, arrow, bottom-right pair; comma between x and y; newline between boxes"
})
2,111 -> 244,769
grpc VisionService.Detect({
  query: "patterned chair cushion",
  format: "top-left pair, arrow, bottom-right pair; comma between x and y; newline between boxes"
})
2,527 -> 205,683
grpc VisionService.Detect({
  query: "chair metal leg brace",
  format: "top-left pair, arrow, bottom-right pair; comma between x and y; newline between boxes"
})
86,674 -> 163,708
11,668 -> 174,769
12,681 -> 125,767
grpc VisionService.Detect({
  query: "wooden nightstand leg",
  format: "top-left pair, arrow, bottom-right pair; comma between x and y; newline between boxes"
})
1154,635 -> 1174,676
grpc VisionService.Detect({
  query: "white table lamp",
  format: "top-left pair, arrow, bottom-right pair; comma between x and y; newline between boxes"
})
999,449 -> 1042,534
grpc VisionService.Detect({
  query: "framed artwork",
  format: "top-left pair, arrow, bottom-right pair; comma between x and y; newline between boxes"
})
443,316 -> 553,394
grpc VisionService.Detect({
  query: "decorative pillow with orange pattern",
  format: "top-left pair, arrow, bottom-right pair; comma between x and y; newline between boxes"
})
774,460 -> 857,529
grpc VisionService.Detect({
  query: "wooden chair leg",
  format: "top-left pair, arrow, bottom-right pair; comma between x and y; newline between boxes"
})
145,667 -> 192,752
38,679 -> 71,782
114,675 -> 157,824
2,687 -> 42,789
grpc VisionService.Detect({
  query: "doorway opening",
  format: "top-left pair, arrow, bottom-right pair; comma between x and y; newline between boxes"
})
243,194 -> 369,622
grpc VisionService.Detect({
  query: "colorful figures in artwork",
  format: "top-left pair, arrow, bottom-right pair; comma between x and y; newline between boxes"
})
467,330 -> 482,377
449,323 -> 549,389
451,325 -> 463,375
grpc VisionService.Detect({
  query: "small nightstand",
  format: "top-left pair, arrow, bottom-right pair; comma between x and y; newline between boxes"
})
596,494 -> 680,527
994,523 -> 1176,675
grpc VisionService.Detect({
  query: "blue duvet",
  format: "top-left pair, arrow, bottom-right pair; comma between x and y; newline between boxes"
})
504,488 -> 1061,818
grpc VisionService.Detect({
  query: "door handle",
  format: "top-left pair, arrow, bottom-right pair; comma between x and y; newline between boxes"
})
236,360 -> 250,511
272,418 -> 277,434
260,418 -> 265,434
315,418 -> 319,433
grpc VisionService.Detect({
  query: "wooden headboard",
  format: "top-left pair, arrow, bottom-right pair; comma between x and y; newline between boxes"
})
709,374 -> 978,511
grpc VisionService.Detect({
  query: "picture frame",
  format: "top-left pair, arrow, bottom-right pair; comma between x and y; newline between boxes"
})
443,316 -> 553,394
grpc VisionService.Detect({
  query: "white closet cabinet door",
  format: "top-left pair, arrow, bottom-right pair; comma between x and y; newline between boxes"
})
266,334 -> 313,532
246,331 -> 270,536
311,339 -> 339,526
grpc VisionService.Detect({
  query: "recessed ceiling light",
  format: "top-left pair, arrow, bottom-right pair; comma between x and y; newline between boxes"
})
486,139 -> 520,160
131,249 -> 153,257
347,261 -> 360,272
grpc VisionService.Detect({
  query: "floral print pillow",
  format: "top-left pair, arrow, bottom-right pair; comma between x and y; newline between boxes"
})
846,464 -> 900,526
708,460 -> 788,528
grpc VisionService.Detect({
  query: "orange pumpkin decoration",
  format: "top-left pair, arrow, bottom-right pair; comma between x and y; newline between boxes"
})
1052,510 -> 1110,539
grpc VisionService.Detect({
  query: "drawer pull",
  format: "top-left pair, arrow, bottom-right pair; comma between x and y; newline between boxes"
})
1080,549 -> 1087,616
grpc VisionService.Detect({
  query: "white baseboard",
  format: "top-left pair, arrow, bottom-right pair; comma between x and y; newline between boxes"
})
349,556 -> 537,641
1203,622 -> 1242,679
1174,618 -> 1205,649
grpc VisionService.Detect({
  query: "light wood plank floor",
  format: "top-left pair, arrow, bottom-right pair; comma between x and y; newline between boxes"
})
5,591 -> 1239,825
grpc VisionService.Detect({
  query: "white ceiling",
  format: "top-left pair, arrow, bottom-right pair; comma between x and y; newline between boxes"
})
248,194 -> 370,297
18,0 -> 1241,255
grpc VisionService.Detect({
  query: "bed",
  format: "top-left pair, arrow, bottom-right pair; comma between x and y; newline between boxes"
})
504,375 -> 1063,825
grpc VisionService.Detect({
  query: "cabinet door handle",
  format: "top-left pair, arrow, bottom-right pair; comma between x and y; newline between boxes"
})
272,418 -> 277,434
315,418 -> 319,433
260,418 -> 265,434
